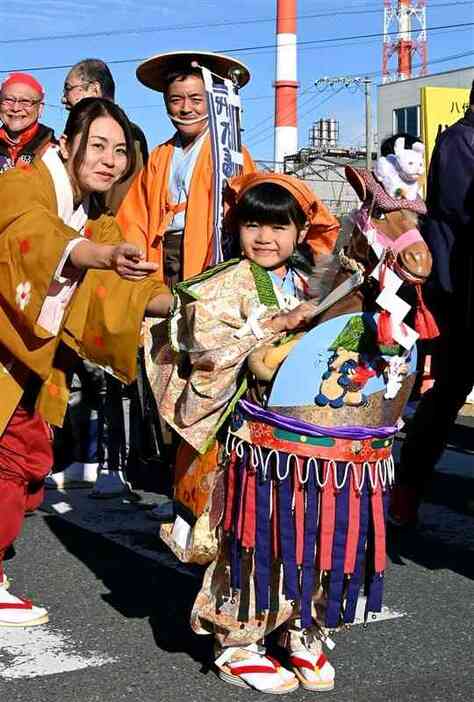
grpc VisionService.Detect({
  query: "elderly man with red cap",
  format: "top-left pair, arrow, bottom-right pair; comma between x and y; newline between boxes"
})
0,72 -> 54,173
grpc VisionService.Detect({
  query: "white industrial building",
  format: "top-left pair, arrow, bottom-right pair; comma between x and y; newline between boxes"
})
377,66 -> 474,146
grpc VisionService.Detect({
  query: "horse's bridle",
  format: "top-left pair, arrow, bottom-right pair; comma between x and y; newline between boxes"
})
354,207 -> 427,285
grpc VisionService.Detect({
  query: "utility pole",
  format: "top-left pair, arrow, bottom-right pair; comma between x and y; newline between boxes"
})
364,77 -> 373,170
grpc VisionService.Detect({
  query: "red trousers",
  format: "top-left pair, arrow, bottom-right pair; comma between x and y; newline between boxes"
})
0,405 -> 53,579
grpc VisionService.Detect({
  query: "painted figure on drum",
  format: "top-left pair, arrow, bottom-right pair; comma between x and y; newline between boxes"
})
146,153 -> 435,694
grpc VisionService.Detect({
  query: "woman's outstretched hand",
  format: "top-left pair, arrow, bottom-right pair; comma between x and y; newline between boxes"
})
69,240 -> 159,279
110,243 -> 159,280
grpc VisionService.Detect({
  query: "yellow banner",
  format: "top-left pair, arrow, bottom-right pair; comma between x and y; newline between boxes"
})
421,86 -> 470,168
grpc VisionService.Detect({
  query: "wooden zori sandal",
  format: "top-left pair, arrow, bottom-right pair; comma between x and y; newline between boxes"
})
0,587 -> 49,628
282,622 -> 335,692
215,643 -> 299,694
289,649 -> 335,692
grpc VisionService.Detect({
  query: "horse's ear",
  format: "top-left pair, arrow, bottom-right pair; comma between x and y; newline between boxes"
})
345,165 -> 366,202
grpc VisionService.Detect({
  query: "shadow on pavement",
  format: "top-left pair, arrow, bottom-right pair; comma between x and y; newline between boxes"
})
387,472 -> 474,580
43,515 -> 213,666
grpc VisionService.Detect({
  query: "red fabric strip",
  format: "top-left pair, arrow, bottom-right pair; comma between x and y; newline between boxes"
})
317,462 -> 336,571
344,467 -> 361,574
223,451 -> 238,532
242,471 -> 256,548
371,475 -> 387,573
237,468 -> 248,541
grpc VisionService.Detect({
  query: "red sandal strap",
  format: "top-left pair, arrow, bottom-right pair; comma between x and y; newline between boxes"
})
290,653 -> 328,671
231,663 -> 278,676
267,655 -> 285,669
317,654 -> 328,669
0,597 -> 33,610
290,655 -> 315,671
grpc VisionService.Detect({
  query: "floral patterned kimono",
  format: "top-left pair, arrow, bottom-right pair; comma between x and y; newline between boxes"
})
145,257 -> 311,563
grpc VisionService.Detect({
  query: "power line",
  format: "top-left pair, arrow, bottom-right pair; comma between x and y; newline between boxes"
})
247,88 -> 346,150
244,89 -> 318,139
42,47 -> 473,116
1,21 -> 472,74
243,49 -> 474,149
0,1 -> 470,46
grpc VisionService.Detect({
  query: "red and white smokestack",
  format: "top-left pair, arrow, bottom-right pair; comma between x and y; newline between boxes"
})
274,0 -> 298,167
397,0 -> 413,80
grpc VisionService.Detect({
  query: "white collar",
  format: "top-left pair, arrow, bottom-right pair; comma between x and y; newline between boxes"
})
42,145 -> 89,233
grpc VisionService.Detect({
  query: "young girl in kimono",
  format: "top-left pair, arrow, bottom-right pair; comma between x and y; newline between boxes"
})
148,172 -> 339,694
0,97 -> 171,627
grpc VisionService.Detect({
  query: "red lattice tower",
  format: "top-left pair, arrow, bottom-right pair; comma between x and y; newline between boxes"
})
383,0 -> 427,82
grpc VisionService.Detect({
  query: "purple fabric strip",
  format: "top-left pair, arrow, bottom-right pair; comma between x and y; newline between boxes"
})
364,487 -> 389,618
301,465 -> 318,629
239,399 -> 397,440
364,485 -> 389,619
366,573 -> 384,618
230,451 -> 245,591
255,451 -> 272,614
343,478 -> 370,624
363,493 -> 376,620
277,458 -> 300,601
325,464 -> 351,628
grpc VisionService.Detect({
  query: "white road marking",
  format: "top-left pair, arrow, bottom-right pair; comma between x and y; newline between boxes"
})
352,596 -> 406,626
51,501 -> 73,515
0,627 -> 115,680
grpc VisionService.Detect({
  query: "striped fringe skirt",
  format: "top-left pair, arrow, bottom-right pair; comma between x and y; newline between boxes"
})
222,426 -> 395,630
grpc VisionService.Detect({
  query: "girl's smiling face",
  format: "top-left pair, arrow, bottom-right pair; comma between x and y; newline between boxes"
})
239,220 -> 306,276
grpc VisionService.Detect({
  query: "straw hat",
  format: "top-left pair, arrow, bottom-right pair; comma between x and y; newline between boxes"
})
136,50 -> 251,92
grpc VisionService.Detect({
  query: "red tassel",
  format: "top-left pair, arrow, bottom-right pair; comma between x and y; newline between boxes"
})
377,310 -> 394,346
414,285 -> 439,340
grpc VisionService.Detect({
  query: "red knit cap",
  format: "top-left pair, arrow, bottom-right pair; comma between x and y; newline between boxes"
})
1,72 -> 44,96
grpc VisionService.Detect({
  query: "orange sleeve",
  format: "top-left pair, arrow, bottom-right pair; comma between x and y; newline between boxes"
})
115,152 -> 157,258
306,199 -> 340,257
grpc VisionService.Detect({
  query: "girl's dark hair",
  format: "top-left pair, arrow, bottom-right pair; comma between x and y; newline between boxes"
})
63,97 -> 136,184
233,182 -> 307,230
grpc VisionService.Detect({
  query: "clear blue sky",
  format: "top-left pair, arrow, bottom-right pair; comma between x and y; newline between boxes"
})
1,0 -> 472,160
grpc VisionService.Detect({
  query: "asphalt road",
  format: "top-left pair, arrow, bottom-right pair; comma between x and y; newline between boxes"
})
1,435 -> 473,702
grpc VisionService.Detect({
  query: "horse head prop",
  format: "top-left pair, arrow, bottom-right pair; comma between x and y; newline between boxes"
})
248,161 -> 437,386
337,164 -> 436,346
343,164 -> 432,287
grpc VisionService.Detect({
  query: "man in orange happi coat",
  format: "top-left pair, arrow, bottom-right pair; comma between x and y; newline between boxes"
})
117,51 -> 256,516
117,50 -> 256,283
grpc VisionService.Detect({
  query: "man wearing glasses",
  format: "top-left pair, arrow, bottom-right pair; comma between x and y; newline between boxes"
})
0,72 -> 54,173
